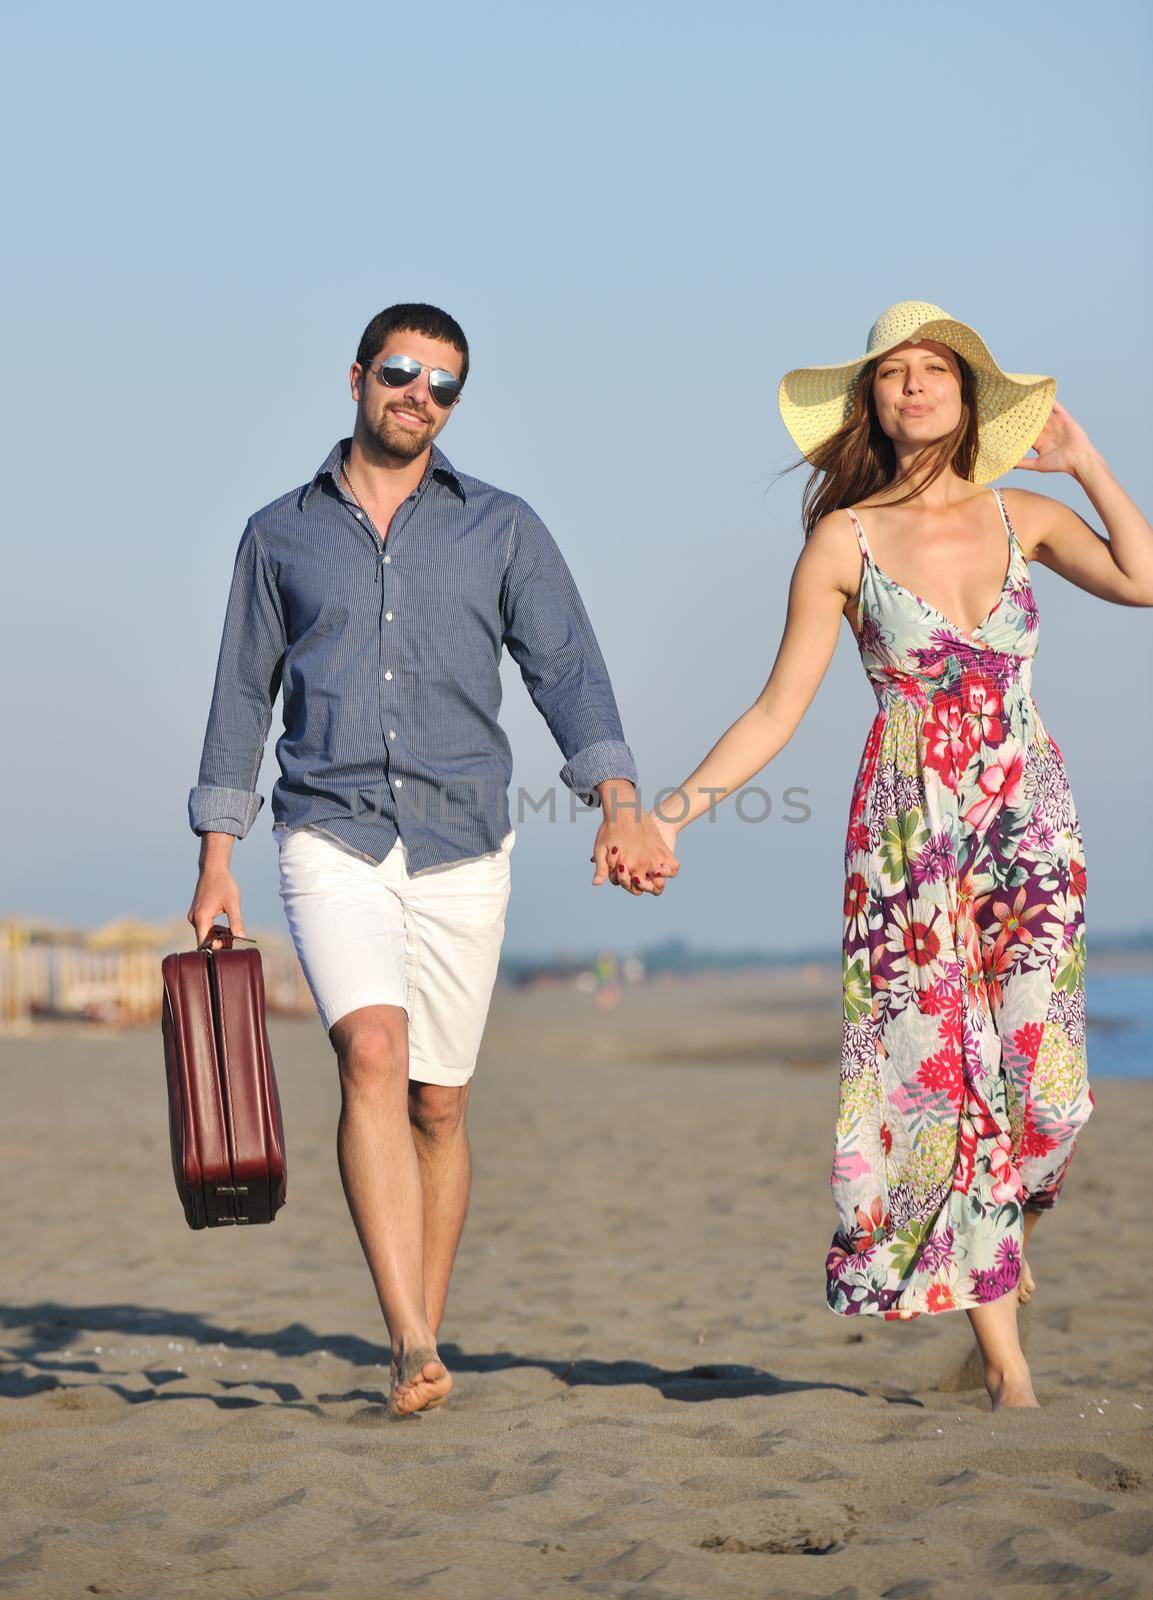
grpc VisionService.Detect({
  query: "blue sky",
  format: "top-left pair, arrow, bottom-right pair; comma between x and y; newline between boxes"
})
3,0 -> 1150,956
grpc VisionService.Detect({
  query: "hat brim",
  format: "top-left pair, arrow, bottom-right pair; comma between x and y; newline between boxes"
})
777,316 -> 1055,484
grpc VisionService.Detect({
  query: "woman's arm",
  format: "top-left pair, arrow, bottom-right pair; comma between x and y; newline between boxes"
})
1009,402 -> 1153,606
653,511 -> 858,837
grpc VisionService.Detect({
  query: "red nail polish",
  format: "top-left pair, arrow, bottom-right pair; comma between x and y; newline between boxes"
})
609,846 -> 618,855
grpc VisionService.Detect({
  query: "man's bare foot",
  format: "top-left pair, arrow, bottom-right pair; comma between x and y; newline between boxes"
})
389,1346 -> 452,1417
985,1364 -> 1040,1410
1017,1255 -> 1036,1305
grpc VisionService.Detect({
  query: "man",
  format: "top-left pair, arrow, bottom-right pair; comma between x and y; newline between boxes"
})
187,303 -> 677,1416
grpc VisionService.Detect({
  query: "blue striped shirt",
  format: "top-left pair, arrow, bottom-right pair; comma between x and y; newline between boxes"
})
188,438 -> 638,871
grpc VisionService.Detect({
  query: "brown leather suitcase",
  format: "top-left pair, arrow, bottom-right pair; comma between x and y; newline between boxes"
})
161,925 -> 287,1228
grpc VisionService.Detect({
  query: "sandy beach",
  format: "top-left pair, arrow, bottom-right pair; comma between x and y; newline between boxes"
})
2,968 -> 1150,1599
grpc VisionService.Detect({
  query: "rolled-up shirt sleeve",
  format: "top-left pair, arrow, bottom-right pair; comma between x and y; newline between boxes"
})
188,519 -> 287,838
500,499 -> 638,808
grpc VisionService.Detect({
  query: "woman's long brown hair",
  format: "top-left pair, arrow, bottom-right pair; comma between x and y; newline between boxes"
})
789,353 -> 981,538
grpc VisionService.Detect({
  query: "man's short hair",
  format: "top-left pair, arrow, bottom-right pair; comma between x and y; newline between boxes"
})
356,303 -> 470,387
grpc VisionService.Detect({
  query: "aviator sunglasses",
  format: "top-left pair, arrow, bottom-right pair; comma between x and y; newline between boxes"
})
370,353 -> 463,409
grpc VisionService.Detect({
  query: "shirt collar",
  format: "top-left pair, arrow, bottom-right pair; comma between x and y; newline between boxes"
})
301,438 -> 466,507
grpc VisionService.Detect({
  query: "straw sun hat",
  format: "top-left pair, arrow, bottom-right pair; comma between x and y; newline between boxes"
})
777,300 -> 1056,484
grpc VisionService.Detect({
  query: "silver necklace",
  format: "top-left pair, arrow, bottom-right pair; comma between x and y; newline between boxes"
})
340,455 -> 383,542
340,454 -> 366,511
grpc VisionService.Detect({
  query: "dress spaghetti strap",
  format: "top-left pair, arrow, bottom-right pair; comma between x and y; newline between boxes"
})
845,506 -> 872,562
990,486 -> 1017,547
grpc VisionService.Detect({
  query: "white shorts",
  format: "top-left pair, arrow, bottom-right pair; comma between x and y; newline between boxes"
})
277,824 -> 515,1086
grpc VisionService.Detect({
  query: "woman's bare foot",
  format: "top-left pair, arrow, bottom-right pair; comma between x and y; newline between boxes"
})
985,1363 -> 1040,1410
390,1346 -> 452,1417
1017,1255 -> 1036,1305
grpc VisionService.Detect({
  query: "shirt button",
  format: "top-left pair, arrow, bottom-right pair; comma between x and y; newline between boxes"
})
395,778 -> 403,788
384,670 -> 393,681
388,729 -> 397,740
355,511 -> 363,520
383,554 -> 392,564
385,611 -> 393,621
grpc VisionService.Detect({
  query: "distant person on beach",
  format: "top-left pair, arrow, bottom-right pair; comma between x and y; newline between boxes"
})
187,303 -> 676,1416
641,301 -> 1153,1408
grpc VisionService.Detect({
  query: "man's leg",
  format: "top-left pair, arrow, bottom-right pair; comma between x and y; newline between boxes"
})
384,824 -> 514,1395
409,1080 -> 472,1335
329,1004 -> 452,1415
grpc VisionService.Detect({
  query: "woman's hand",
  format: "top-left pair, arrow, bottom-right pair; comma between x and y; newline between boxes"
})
1015,400 -> 1102,478
647,807 -> 680,861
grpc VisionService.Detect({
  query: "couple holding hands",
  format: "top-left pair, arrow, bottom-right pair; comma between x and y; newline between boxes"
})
188,299 -> 1151,1415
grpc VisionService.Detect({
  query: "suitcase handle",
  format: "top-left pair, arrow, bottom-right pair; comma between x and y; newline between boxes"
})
198,924 -> 258,953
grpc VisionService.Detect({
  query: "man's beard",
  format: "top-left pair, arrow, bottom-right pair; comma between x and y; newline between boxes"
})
364,404 -> 436,462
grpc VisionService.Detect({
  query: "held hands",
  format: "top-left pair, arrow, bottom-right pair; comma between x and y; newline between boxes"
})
1015,401 -> 1100,477
590,806 -> 680,897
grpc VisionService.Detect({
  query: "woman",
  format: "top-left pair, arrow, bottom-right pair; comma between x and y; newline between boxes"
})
629,301 -> 1153,1408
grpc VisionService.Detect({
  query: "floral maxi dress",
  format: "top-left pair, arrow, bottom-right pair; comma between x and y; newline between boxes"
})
828,487 -> 1094,1318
